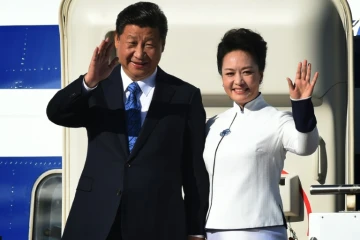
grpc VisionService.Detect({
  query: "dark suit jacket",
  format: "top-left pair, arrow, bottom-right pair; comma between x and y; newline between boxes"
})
46,65 -> 210,240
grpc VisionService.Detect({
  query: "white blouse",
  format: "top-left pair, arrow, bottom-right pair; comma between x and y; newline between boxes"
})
206,226 -> 287,240
203,94 -> 319,230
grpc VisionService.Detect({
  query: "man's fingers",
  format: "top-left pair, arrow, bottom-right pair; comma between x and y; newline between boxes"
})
98,38 -> 110,57
109,57 -> 119,70
92,47 -> 99,61
104,44 -> 114,58
97,39 -> 106,54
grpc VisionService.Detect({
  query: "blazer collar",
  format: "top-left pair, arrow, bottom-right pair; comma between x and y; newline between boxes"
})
104,65 -> 176,160
128,67 -> 175,160
102,65 -> 129,157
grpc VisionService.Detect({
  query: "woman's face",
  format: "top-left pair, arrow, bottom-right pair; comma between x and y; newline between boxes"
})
221,50 -> 263,107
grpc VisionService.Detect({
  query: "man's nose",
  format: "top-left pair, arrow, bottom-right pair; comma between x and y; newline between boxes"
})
134,45 -> 145,59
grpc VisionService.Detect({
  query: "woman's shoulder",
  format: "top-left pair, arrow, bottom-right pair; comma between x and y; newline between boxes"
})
207,107 -> 234,122
263,104 -> 295,128
262,103 -> 293,117
206,108 -> 235,133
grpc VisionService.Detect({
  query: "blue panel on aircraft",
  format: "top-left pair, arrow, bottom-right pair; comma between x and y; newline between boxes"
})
0,25 -> 61,89
0,157 -> 62,240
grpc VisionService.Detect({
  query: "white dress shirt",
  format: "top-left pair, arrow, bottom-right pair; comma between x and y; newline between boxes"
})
203,94 -> 319,230
83,66 -> 156,124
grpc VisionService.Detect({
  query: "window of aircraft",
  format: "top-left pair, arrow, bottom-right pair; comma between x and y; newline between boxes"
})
32,173 -> 62,240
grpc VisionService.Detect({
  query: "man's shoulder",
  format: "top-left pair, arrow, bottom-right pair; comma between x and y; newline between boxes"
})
160,69 -> 198,92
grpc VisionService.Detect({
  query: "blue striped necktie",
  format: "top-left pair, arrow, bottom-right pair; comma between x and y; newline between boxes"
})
125,82 -> 142,152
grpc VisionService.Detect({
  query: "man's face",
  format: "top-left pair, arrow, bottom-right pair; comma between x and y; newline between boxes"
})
114,24 -> 164,81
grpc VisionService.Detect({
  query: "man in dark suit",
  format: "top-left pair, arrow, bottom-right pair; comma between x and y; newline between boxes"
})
46,2 -> 209,240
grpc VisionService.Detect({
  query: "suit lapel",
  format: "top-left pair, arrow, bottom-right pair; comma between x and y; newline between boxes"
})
128,68 -> 175,160
103,65 -> 130,158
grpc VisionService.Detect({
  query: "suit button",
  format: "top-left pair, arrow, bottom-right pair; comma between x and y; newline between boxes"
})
127,163 -> 131,167
116,189 -> 122,196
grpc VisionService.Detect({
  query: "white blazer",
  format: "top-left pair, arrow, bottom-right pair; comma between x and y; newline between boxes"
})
203,94 -> 319,230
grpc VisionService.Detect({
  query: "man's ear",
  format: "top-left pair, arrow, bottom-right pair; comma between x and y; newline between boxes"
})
161,39 -> 166,52
114,33 -> 120,48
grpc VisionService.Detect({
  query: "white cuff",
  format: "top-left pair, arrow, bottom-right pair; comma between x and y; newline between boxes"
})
83,78 -> 98,91
189,235 -> 205,238
290,96 -> 311,101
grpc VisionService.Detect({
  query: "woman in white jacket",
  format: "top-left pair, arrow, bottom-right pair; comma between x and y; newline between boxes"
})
204,28 -> 319,240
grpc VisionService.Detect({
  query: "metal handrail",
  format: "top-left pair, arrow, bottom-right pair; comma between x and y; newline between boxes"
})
310,184 -> 360,195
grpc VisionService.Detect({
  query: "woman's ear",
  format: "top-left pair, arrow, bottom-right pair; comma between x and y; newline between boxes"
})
259,72 -> 264,84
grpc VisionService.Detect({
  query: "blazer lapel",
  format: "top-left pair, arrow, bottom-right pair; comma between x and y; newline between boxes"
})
128,68 -> 175,161
103,65 -> 130,158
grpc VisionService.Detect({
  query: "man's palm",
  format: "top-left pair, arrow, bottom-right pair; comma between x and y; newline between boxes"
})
84,38 -> 119,88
